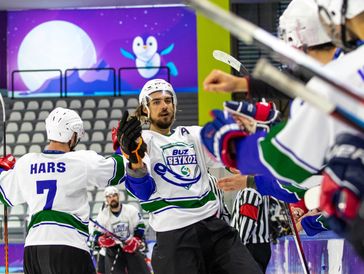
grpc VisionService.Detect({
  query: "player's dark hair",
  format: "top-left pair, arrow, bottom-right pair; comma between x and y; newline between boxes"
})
134,105 -> 149,124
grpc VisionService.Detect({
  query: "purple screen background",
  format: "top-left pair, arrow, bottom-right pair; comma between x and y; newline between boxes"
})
7,7 -> 197,97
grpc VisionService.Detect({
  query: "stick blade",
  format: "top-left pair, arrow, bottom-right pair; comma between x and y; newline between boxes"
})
213,50 -> 243,74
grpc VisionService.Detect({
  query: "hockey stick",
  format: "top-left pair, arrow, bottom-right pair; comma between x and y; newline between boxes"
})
184,0 -> 364,109
89,218 -> 125,244
212,50 -> 250,76
0,92 -> 9,274
89,218 -> 125,274
282,202 -> 310,274
110,246 -> 121,274
252,59 -> 364,134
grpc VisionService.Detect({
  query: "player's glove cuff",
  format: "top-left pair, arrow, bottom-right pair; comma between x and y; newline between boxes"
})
126,162 -> 148,178
224,100 -> 280,132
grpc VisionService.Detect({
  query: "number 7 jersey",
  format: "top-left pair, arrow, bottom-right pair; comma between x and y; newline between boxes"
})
0,150 -> 125,252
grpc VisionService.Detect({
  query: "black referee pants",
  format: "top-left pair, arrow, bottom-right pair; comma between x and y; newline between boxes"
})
24,245 -> 95,274
152,216 -> 263,274
246,242 -> 271,273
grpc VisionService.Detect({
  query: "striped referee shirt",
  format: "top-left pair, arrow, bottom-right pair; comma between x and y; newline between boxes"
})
208,173 -> 231,223
231,188 -> 270,244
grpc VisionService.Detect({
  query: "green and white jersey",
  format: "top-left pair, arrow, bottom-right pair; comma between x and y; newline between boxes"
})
96,203 -> 145,242
250,46 -> 364,186
0,150 -> 125,252
139,126 -> 223,232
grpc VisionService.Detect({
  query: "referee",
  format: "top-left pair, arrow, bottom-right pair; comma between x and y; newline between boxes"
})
231,181 -> 271,273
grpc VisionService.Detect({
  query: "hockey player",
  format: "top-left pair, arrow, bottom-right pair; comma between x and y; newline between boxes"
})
117,79 -> 262,274
203,0 -> 339,240
93,186 -> 150,274
0,107 -> 126,274
200,0 -> 364,253
203,0 -> 337,98
291,206 -> 328,236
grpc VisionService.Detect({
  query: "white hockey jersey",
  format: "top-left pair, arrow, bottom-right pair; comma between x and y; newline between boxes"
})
96,203 -> 144,242
138,126 -> 223,232
258,46 -> 364,186
0,150 -> 125,252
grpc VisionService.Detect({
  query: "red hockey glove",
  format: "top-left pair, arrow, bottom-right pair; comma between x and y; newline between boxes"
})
111,123 -> 120,151
200,110 -> 248,168
0,154 -> 16,171
98,234 -> 116,248
319,134 -> 364,235
122,236 -> 142,253
224,100 -> 280,133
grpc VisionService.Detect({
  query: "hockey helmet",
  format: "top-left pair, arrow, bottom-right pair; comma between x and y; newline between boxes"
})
279,0 -> 332,48
139,79 -> 177,118
316,0 -> 364,25
45,107 -> 84,143
104,186 -> 119,197
315,0 -> 364,50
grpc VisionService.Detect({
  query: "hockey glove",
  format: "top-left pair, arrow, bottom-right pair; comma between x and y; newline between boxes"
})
98,234 -> 116,248
111,123 -> 120,151
0,154 -> 16,172
122,236 -> 142,253
201,110 -> 248,168
117,111 -> 147,165
224,100 -> 280,133
320,133 -> 364,235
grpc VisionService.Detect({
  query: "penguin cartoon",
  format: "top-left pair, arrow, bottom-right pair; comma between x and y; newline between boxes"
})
121,35 -> 178,79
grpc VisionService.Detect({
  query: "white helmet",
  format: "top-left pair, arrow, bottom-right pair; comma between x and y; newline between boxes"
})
139,79 -> 177,118
104,186 -> 119,197
45,107 -> 84,143
279,0 -> 332,48
316,0 -> 364,50
316,0 -> 364,25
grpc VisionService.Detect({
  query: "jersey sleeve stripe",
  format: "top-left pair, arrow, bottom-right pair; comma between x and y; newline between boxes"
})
108,155 -> 125,186
277,181 -> 306,199
258,143 -> 312,185
272,137 -> 320,173
0,186 -> 13,207
258,126 -> 314,184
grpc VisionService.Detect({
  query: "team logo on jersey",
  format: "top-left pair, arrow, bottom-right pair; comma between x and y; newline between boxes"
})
181,165 -> 191,176
154,142 -> 201,189
112,222 -> 130,241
